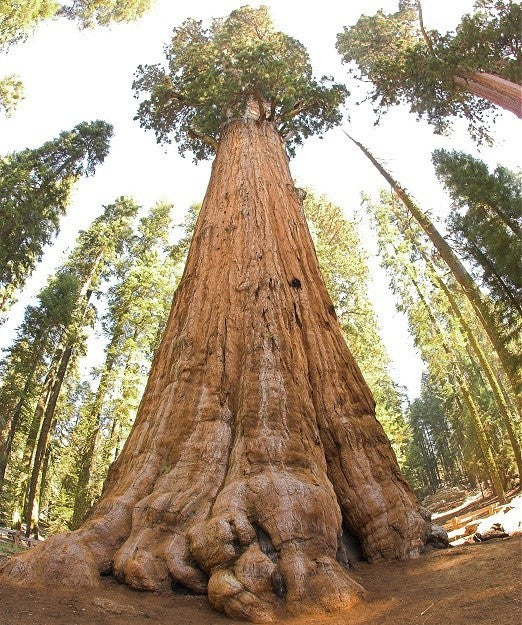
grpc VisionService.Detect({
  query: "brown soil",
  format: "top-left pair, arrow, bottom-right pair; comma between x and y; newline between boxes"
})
1,537 -> 520,625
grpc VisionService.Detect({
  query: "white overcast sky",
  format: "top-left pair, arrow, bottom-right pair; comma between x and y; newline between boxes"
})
0,0 -> 520,399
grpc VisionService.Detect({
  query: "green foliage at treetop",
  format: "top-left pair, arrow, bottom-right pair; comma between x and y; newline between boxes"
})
0,0 -> 154,48
0,1 -> 155,114
336,1 -> 522,141
0,120 -> 113,319
0,0 -> 58,51
58,0 -> 155,29
133,5 -> 348,160
0,74 -> 24,116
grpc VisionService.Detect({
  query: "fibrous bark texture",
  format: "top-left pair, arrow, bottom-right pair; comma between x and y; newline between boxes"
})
0,120 -> 429,622
454,71 -> 522,118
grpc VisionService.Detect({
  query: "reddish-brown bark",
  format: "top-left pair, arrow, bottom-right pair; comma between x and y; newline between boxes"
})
454,71 -> 522,118
0,119 -> 429,622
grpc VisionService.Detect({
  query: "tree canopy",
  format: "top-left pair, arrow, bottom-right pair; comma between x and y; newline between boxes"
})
0,1 -> 58,51
336,1 -> 522,141
0,120 -> 113,319
133,5 -> 348,160
0,0 -> 154,48
433,149 -> 522,343
0,1 -> 155,114
58,0 -> 155,29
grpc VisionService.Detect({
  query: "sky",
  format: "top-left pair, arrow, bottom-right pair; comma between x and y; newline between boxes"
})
0,0 -> 520,399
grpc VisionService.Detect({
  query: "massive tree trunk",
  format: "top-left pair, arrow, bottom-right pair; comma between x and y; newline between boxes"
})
0,119 -> 429,622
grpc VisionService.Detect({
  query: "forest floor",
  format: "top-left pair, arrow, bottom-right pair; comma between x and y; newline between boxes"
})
0,536 -> 519,625
1,489 -> 521,625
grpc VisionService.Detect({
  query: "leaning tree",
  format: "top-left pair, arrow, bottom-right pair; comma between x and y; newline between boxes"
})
336,0 -> 522,143
0,7 -> 432,622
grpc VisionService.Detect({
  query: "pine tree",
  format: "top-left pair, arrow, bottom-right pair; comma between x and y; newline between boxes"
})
71,201 -> 180,527
369,191 -> 509,501
433,149 -> 522,345
0,121 -> 113,319
346,133 -> 521,404
0,198 -> 138,534
0,271 -> 80,493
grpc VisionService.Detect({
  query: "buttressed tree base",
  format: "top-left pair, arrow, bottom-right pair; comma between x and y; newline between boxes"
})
0,116 -> 430,622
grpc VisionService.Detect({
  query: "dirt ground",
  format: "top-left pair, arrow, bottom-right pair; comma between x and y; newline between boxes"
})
0,537 -> 520,625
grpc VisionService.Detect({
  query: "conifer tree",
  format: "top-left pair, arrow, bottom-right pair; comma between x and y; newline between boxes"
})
433,149 -> 522,344
369,192 -> 510,501
380,188 -> 522,481
71,201 -> 179,527
1,8 -> 430,621
0,271 -> 80,490
337,1 -> 522,142
0,121 -> 113,319
346,133 -> 521,404
0,198 -> 138,533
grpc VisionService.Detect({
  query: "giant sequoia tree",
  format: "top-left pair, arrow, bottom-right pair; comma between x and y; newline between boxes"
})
336,1 -> 522,142
0,7 -> 430,621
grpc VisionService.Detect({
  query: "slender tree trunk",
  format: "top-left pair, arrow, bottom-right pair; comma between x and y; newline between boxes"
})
347,132 -> 521,403
0,345 -> 47,484
389,203 -> 522,482
71,423 -> 100,529
23,345 -> 73,537
73,328 -> 143,528
376,207 -> 506,500
458,381 -> 506,503
401,257 -> 506,503
454,71 -> 522,119
36,445 -> 53,539
9,349 -> 64,508
71,341 -> 120,528
423,257 -> 522,481
0,120 -> 429,621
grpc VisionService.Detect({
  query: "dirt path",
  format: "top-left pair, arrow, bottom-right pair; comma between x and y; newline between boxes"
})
0,537 -> 520,625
